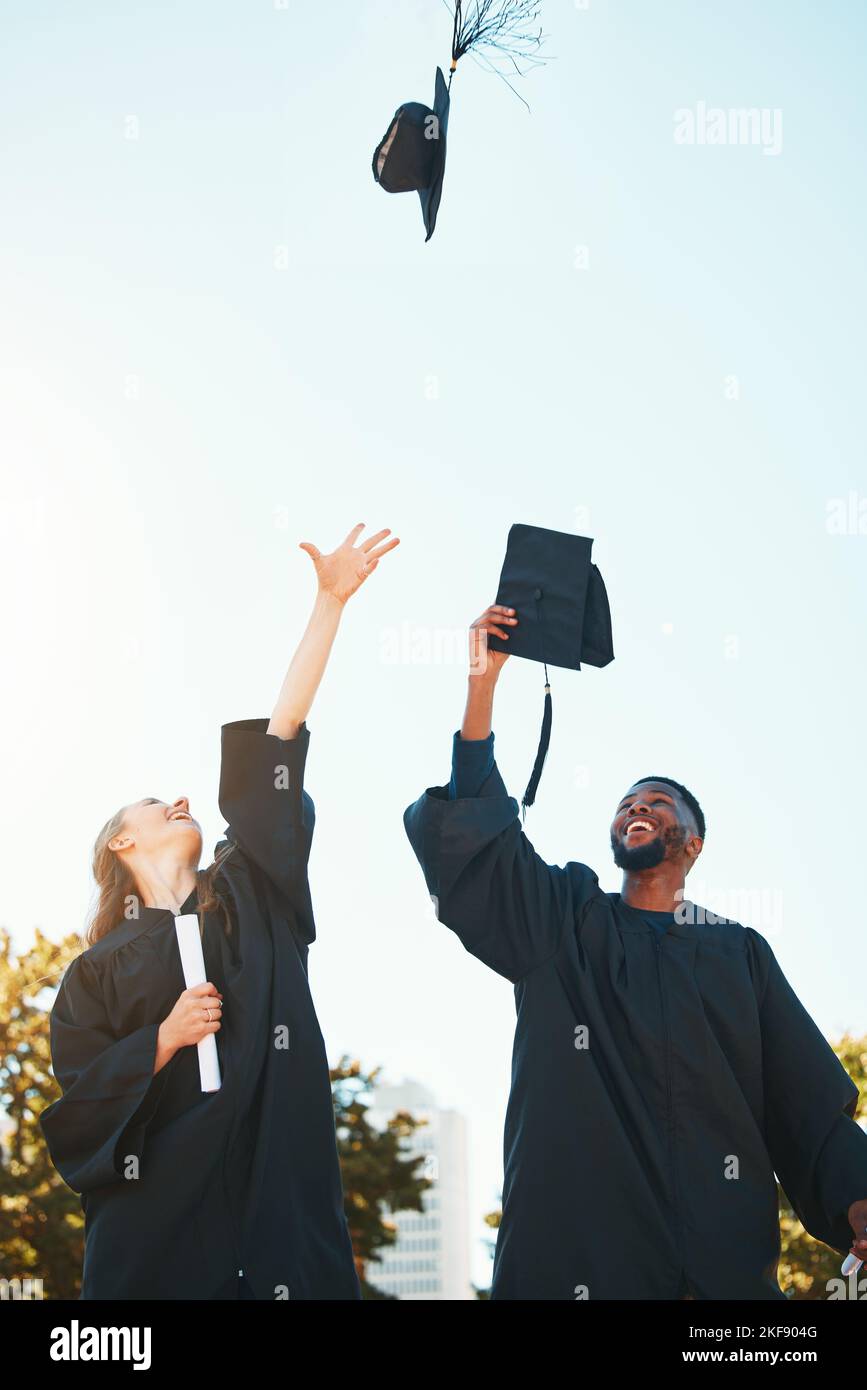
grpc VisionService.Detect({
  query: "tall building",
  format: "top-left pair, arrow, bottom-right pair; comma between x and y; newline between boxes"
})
366,1079 -> 473,1300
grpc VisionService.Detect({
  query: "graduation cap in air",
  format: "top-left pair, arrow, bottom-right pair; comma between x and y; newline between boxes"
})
372,2 -> 547,242
372,68 -> 451,243
487,523 -> 614,815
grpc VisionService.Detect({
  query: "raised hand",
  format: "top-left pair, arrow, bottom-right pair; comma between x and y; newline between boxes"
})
468,604 -> 518,680
299,523 -> 400,606
460,605 -> 518,741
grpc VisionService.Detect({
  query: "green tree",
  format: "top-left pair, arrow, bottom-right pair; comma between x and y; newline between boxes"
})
330,1057 -> 430,1298
0,928 -> 83,1299
778,1032 -> 866,1299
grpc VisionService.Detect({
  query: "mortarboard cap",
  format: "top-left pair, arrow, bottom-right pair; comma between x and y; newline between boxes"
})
372,68 -> 450,242
371,3 -> 549,243
487,523 -> 614,812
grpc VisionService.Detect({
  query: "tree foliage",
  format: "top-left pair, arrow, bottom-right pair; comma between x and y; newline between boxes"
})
330,1056 -> 430,1299
0,929 -> 82,1298
777,1032 -> 866,1299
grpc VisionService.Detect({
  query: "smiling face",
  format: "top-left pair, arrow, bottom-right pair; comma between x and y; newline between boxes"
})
609,781 -> 701,874
108,796 -> 203,864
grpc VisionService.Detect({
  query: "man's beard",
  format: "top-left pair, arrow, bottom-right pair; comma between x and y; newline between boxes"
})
611,824 -> 687,871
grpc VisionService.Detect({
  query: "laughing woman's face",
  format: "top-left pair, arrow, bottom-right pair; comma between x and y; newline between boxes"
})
109,796 -> 203,863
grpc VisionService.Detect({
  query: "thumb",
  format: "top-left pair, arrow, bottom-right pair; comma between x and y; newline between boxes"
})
299,542 -> 321,563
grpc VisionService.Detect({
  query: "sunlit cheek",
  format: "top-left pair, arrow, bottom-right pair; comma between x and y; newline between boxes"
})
139,814 -> 165,850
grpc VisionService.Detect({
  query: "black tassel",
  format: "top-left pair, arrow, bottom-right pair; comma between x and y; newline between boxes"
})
521,678 -> 551,818
449,1 -> 547,92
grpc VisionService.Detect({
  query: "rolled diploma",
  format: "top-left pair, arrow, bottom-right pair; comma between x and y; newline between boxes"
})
174,912 -> 222,1092
841,1221 -> 866,1275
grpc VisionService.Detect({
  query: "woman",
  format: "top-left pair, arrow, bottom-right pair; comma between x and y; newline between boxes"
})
40,522 -> 399,1300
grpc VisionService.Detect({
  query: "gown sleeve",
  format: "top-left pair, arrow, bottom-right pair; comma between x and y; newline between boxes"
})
403,731 -> 599,983
39,952 -> 171,1194
218,717 -> 315,922
745,927 -> 867,1253
815,1113 -> 867,1235
449,730 -> 495,800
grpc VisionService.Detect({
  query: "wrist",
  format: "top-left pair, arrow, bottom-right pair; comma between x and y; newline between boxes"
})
462,680 -> 495,740
315,587 -> 345,609
465,668 -> 497,699
467,662 -> 500,691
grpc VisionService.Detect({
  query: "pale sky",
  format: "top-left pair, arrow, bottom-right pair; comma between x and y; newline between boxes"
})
2,1 -> 866,1288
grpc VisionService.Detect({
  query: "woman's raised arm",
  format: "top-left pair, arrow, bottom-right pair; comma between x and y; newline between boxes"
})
267,522 -> 400,739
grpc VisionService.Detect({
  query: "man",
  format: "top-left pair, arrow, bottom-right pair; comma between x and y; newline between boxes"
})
403,604 -> 867,1299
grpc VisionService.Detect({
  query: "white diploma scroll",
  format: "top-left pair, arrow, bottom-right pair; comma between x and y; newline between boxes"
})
841,1220 -> 865,1276
174,912 -> 222,1093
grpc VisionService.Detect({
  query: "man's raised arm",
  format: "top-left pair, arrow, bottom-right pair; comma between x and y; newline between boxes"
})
403,602 -> 598,982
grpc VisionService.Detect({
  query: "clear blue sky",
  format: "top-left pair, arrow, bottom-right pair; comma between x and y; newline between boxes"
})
2,1 -> 865,1287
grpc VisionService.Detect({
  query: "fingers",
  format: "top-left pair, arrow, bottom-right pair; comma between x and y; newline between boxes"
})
189,982 -> 222,998
192,1019 -> 221,1041
472,606 -> 517,626
471,606 -> 518,641
357,535 -> 400,581
360,527 -> 392,552
365,535 -> 401,562
347,523 -> 399,556
196,997 -> 222,1040
303,528 -> 398,595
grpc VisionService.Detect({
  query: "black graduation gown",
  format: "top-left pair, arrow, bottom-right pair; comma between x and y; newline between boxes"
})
404,743 -> 867,1301
40,719 -> 361,1301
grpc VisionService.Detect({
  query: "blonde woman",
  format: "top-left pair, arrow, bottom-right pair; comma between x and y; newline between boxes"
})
41,523 -> 399,1300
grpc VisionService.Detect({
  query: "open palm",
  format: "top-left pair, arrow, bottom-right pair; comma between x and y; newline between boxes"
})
299,523 -> 400,604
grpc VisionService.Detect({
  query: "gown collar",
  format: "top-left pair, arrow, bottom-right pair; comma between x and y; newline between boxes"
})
111,885 -> 200,944
609,893 -> 692,938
